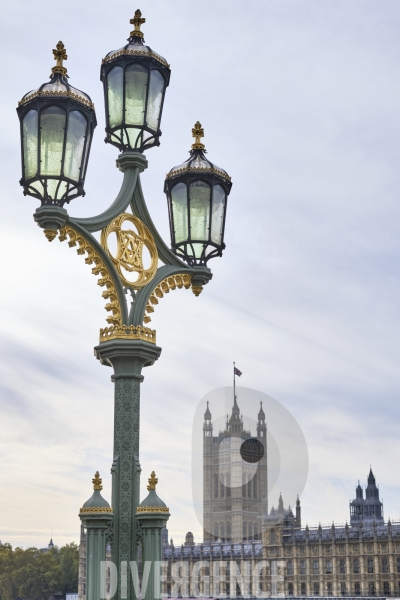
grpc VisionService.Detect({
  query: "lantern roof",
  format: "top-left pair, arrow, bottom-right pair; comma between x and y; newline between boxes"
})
166,122 -> 231,183
102,10 -> 170,70
18,41 -> 94,110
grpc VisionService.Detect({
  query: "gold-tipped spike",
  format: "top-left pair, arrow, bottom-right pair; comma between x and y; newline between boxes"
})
192,121 -> 205,150
130,9 -> 146,39
92,471 -> 103,491
51,41 -> 68,77
147,471 -> 158,491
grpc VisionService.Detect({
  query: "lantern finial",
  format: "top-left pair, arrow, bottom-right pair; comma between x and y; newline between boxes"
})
51,41 -> 68,77
192,121 -> 205,150
147,471 -> 158,491
92,471 -> 103,491
130,9 -> 146,39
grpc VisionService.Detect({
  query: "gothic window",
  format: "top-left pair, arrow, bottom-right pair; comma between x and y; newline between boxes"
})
242,473 -> 246,498
287,560 -> 293,575
382,557 -> 389,573
214,474 -> 218,498
254,523 -> 258,540
367,558 -> 374,573
288,582 -> 293,596
301,583 -> 306,596
248,475 -> 252,498
248,522 -> 253,539
300,560 -> 306,575
312,560 -> 319,575
327,582 -> 332,596
243,522 -> 247,540
339,559 -> 345,574
227,521 -> 231,540
220,522 -> 225,540
326,560 -> 332,574
383,583 -> 390,595
226,473 -> 231,497
313,583 -> 319,595
397,556 -> 400,573
270,529 -> 275,544
220,473 -> 225,498
253,474 -> 257,498
353,558 -> 359,574
214,522 -> 219,538
354,582 -> 360,596
340,583 -> 346,596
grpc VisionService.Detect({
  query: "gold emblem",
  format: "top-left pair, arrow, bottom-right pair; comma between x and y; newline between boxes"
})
101,214 -> 158,290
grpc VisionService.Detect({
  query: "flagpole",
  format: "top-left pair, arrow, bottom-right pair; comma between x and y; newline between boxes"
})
233,361 -> 236,401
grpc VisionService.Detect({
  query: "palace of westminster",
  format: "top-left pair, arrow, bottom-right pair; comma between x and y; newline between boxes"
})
78,397 -> 400,598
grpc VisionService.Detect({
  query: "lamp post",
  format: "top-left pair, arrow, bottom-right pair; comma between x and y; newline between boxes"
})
17,11 -> 232,600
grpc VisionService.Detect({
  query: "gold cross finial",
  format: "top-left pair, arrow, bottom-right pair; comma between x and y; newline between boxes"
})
192,121 -> 205,150
147,471 -> 158,491
130,9 -> 146,39
51,41 -> 68,77
92,471 -> 103,491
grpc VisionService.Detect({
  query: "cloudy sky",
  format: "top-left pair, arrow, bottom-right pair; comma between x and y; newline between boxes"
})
1,0 -> 400,548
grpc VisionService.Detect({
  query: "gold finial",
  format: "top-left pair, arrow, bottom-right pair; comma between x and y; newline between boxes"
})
147,471 -> 158,491
51,41 -> 68,77
192,121 -> 205,150
92,471 -> 103,491
130,9 -> 146,39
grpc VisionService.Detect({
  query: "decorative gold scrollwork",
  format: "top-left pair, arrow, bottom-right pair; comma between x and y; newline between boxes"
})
58,225 -> 122,326
99,324 -> 156,345
136,506 -> 170,513
101,214 -> 158,290
143,274 -> 193,323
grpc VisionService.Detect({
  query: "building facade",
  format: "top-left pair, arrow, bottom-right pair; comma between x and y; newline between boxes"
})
203,398 -> 268,543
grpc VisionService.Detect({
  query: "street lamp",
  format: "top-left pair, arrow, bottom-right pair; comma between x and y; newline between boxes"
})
17,42 -> 97,205
17,10 -> 231,600
165,121 -> 232,266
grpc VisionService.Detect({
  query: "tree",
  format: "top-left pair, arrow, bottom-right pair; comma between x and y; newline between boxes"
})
0,542 -> 79,600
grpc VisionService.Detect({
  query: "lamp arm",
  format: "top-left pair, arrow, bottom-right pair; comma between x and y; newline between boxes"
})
130,176 -> 187,268
71,153 -> 148,233
129,264 -> 212,326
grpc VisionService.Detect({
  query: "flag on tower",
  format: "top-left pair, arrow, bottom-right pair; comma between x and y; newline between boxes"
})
234,366 -> 242,377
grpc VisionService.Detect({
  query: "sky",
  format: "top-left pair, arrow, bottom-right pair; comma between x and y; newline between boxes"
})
1,0 -> 400,548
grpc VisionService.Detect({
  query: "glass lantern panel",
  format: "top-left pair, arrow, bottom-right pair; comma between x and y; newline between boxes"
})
127,128 -> 141,148
64,110 -> 87,182
211,185 -> 226,245
171,182 -> 188,243
147,70 -> 164,131
193,243 -> 205,259
40,106 -> 66,176
108,66 -> 124,128
189,180 -> 210,241
23,109 -> 38,179
125,64 -> 148,126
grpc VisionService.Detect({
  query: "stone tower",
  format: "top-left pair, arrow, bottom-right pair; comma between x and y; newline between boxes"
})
350,468 -> 384,524
203,397 -> 267,543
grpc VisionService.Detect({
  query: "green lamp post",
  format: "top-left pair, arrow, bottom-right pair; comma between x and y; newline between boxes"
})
17,10 -> 232,600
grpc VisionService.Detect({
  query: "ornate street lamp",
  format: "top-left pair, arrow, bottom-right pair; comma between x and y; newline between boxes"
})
16,11 -> 231,600
17,42 -> 96,205
100,10 -> 171,152
165,122 -> 232,266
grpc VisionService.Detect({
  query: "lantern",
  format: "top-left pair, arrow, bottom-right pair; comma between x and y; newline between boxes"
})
164,122 -> 232,266
100,10 -> 171,152
17,42 -> 97,205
